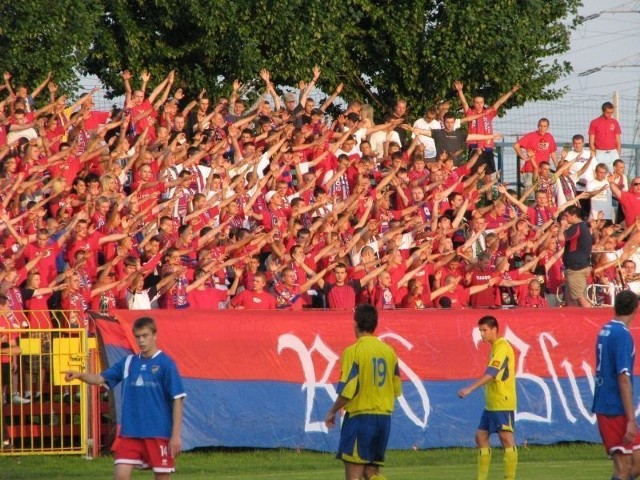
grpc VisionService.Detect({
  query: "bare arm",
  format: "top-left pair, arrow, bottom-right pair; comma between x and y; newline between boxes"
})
608,174 -> 623,200
64,371 -> 106,385
31,71 -> 52,99
619,373 -> 637,444
298,65 -> 321,108
492,84 -> 520,111
453,80 -> 470,112
320,83 -> 344,111
169,397 -> 184,457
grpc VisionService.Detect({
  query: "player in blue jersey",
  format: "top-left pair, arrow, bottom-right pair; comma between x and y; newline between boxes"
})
66,317 -> 186,480
325,303 -> 402,480
458,315 -> 518,480
592,290 -> 640,480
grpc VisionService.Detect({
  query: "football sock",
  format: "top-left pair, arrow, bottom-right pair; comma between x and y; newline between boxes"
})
477,447 -> 491,480
503,446 -> 518,480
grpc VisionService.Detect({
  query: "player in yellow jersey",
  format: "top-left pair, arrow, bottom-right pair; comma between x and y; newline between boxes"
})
325,304 -> 402,480
458,315 -> 518,480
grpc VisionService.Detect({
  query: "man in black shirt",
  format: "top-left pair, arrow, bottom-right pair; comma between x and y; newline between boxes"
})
559,205 -> 592,307
405,112 -> 502,166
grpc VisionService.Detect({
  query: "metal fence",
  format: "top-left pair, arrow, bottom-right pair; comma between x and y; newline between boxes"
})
0,313 -> 109,457
494,141 -> 640,190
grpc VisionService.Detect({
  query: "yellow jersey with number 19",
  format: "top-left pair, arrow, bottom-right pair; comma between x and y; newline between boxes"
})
336,335 -> 402,416
485,337 -> 517,411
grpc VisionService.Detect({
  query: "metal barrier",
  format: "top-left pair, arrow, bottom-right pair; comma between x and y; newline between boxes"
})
0,310 -> 107,457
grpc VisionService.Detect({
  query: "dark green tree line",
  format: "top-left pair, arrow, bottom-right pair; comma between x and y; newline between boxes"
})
1,0 -> 582,115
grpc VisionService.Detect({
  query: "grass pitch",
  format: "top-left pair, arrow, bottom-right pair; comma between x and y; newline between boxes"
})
1,443 -> 610,479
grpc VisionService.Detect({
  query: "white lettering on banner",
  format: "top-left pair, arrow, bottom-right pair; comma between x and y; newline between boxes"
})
280,325 -> 602,435
278,332 -> 431,433
379,332 -> 430,428
277,334 -> 339,433
539,332 -> 576,423
472,326 -> 597,425
561,360 -> 596,424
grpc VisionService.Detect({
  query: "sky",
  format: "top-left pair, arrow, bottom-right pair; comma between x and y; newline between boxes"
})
493,0 -> 640,180
556,0 -> 639,100
495,0 -> 640,143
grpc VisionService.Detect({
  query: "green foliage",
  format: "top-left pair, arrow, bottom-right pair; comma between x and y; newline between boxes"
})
2,1 -> 582,116
0,0 -> 101,94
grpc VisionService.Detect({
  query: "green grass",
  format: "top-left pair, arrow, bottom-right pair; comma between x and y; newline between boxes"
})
1,443 -> 611,479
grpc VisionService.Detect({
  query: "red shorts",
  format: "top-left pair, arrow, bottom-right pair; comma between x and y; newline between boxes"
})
112,436 -> 175,473
596,414 -> 640,455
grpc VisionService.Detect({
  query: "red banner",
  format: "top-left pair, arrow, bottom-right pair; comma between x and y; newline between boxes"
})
109,308 -> 613,381
97,307 -> 619,451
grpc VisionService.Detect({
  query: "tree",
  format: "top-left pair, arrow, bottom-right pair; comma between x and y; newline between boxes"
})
4,1 -> 582,117
0,1 -> 101,96
82,0 -> 362,102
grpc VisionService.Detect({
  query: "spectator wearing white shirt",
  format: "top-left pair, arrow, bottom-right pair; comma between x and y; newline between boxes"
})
563,134 -> 595,218
412,106 -> 439,160
586,163 -> 613,221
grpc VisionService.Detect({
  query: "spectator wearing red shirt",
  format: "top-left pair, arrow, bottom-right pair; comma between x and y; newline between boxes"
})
483,200 -> 511,230
526,191 -> 558,229
230,271 -> 276,310
272,264 -> 332,310
187,266 -> 241,309
366,270 -> 396,310
260,190 -> 289,241
158,248 -> 190,309
123,69 -> 174,142
400,279 -> 426,309
465,252 -> 498,308
434,274 -> 499,309
588,102 -> 622,171
519,279 -> 548,308
22,226 -> 71,285
455,80 -> 520,174
61,273 -> 91,329
23,270 -> 65,328
609,175 -> 640,225
0,294 -> 24,410
514,118 -> 557,190
320,262 -> 386,310
67,219 -> 128,281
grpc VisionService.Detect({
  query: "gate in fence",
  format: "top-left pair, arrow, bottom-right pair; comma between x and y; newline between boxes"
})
0,311 -> 113,457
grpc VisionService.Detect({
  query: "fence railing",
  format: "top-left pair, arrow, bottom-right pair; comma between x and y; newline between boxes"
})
0,312 -> 110,457
493,141 -> 640,197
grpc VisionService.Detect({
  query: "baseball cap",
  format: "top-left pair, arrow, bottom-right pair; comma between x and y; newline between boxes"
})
284,93 -> 297,102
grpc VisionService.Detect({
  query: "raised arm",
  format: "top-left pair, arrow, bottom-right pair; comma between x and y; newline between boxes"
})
3,71 -> 14,96
122,70 -> 133,105
453,80 -> 470,112
608,173 -> 623,200
320,83 -> 344,112
153,70 -> 175,109
31,72 -> 53,100
492,83 -> 520,111
299,65 -> 320,108
497,184 -> 527,214
259,69 -> 281,112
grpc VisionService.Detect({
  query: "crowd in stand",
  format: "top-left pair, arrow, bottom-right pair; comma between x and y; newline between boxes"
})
0,66 -> 638,325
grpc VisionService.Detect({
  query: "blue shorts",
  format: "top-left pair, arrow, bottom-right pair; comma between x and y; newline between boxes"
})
478,410 -> 515,434
337,413 -> 391,465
